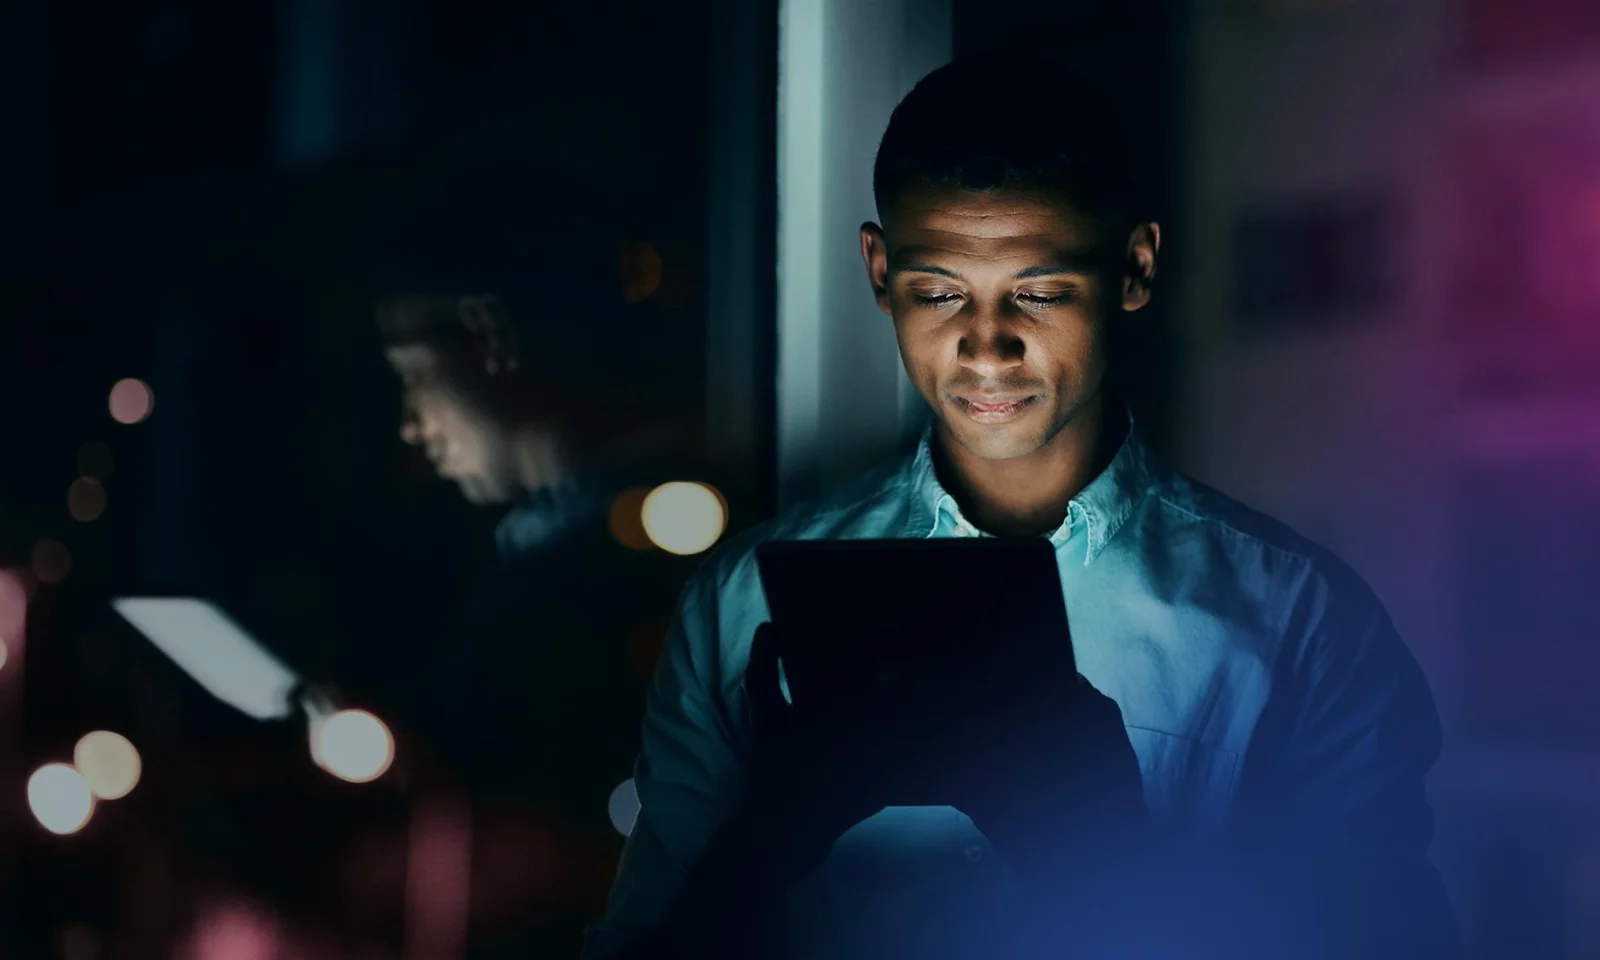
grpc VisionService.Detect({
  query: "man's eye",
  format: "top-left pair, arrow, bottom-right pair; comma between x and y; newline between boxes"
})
911,292 -> 961,306
1018,291 -> 1078,306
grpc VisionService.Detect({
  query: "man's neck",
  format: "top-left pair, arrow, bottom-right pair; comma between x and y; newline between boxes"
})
933,395 -> 1124,538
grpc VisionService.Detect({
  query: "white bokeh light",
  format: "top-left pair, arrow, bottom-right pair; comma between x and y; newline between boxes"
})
640,482 -> 727,556
28,763 -> 95,835
608,778 -> 641,836
74,730 -> 142,800
312,709 -> 394,783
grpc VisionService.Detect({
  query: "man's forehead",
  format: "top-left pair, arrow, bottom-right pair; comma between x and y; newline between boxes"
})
882,186 -> 1104,268
385,342 -> 444,372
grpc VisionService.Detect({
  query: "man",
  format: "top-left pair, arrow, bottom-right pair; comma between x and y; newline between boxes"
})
370,239 -> 713,954
585,58 -> 1458,958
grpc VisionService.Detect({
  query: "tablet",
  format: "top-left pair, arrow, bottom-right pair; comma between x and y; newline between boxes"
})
754,538 -> 1073,704
113,596 -> 301,722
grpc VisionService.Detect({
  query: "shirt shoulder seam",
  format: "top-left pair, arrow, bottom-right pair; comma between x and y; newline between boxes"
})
1152,490 -> 1317,569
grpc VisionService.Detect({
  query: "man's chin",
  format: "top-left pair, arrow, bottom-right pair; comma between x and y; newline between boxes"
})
942,421 -> 1051,461
936,406 -> 1053,460
452,475 -> 509,506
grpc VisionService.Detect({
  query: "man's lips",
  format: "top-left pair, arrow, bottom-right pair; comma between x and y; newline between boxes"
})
953,394 -> 1040,422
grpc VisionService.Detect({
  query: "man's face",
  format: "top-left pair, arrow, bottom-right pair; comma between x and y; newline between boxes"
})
862,185 -> 1158,462
384,339 -> 521,505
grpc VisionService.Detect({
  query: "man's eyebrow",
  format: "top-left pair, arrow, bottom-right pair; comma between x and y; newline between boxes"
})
892,261 -> 961,279
1013,253 -> 1098,279
888,250 -> 1099,279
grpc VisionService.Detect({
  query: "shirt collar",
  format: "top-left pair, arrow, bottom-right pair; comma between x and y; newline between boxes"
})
493,478 -> 603,557
901,414 -> 1156,565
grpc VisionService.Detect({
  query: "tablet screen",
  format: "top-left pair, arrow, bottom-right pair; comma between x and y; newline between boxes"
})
113,597 -> 300,721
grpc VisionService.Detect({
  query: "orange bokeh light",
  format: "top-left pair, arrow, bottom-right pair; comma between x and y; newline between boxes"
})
74,730 -> 142,800
607,487 -> 655,551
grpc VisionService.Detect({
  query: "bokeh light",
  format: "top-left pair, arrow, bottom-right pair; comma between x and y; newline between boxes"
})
28,763 -> 95,835
57,924 -> 101,960
184,901 -> 283,960
68,477 -> 107,522
108,378 -> 154,425
619,242 -> 664,303
0,568 -> 25,667
640,482 -> 727,556
32,539 -> 71,585
77,440 -> 114,480
312,709 -> 394,783
607,487 -> 655,551
608,778 -> 641,836
74,730 -> 142,800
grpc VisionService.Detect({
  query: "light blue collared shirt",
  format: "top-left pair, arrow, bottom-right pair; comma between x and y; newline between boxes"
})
585,424 -> 1444,958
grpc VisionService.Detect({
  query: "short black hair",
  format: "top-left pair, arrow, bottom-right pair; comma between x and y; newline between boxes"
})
873,57 -> 1137,228
365,194 -> 682,401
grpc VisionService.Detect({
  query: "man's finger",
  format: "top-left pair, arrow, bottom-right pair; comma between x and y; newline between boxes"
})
746,623 -> 789,734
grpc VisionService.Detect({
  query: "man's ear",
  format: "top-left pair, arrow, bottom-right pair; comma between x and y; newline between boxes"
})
1121,222 -> 1161,312
860,223 -> 892,316
457,295 -> 521,375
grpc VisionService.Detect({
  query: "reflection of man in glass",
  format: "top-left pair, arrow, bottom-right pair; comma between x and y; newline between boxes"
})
371,246 -> 709,955
384,291 -> 595,507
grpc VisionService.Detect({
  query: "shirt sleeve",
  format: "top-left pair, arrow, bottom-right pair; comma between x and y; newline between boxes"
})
1232,570 -> 1461,957
582,566 -> 750,958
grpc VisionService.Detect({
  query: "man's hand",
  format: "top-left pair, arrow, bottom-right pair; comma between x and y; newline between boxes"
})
647,623 -> 1146,958
638,623 -> 917,957
742,623 -> 1146,883
945,671 -> 1147,883
737,622 -> 903,875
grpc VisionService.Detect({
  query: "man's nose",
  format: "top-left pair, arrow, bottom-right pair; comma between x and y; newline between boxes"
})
958,305 -> 1026,376
399,403 -> 424,446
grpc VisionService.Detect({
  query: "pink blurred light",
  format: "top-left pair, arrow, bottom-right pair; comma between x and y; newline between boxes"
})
0,569 -> 26,654
185,901 -> 282,960
405,793 -> 471,960
0,566 -> 27,672
108,379 -> 154,425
